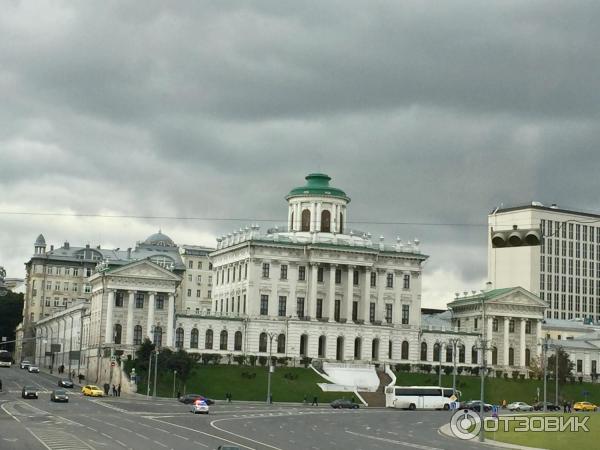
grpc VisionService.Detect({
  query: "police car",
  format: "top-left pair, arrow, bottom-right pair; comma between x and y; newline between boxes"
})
191,398 -> 210,414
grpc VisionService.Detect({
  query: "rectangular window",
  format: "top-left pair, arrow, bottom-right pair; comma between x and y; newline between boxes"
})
352,301 -> 358,321
334,300 -> 341,322
492,318 -> 499,332
197,261 -> 202,269
369,302 -> 376,323
196,289 -> 201,298
403,274 -> 410,289
244,263 -> 248,279
197,274 -> 202,283
260,295 -> 269,315
238,265 -> 242,280
187,289 -> 192,297
135,293 -> 144,308
188,260 -> 193,269
386,273 -> 394,288
232,268 -> 235,282
577,359 -> 583,372
262,263 -> 270,278
569,241 -> 573,257
84,284 -> 91,293
46,281 -> 52,290
525,321 -> 532,334
316,298 -> 323,319
298,266 -> 306,281
370,272 -> 376,287
280,264 -> 288,280
402,304 -> 409,325
47,266 -> 53,275
474,318 -> 478,330
227,268 -> 230,283
317,267 -> 324,282
509,319 -> 515,333
576,224 -> 581,240
297,297 -> 305,318
243,294 -> 246,314
353,270 -> 359,286
335,268 -> 342,284
385,304 -> 392,323
278,296 -> 287,316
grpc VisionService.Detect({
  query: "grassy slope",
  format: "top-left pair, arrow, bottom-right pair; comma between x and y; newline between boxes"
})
394,372 -> 600,405
138,365 -> 345,403
486,413 -> 598,450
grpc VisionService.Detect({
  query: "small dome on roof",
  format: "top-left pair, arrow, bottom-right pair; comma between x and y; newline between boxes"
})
35,234 -> 46,246
286,173 -> 350,201
143,230 -> 176,247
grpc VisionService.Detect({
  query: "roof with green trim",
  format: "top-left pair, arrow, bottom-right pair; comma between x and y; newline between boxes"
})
447,287 -> 523,306
286,173 -> 350,201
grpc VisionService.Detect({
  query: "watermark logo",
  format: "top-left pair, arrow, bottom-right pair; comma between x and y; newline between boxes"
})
449,410 -> 590,440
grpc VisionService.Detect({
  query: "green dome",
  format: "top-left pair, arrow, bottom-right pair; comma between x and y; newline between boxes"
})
286,173 -> 350,201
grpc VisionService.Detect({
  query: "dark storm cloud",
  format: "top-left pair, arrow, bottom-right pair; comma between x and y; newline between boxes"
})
1,0 -> 600,307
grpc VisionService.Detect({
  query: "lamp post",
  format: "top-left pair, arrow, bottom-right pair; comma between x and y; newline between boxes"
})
153,350 -> 159,397
434,340 -> 444,387
147,349 -> 153,398
448,337 -> 462,395
172,370 -> 178,398
478,295 -> 488,443
541,336 -> 549,413
266,332 -> 277,404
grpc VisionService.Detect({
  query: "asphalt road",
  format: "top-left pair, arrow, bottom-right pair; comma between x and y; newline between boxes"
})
0,366 -> 489,450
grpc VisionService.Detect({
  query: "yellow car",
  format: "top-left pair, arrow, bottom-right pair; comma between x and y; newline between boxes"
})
573,401 -> 597,412
81,385 -> 104,397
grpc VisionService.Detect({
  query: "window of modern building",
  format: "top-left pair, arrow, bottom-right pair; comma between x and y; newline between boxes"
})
260,295 -> 268,315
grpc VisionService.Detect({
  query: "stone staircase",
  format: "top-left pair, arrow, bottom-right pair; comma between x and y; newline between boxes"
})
358,370 -> 392,407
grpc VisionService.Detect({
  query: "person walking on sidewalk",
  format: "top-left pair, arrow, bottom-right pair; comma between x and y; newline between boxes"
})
117,384 -> 121,397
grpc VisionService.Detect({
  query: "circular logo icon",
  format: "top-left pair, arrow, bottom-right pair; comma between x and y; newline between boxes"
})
449,409 -> 481,440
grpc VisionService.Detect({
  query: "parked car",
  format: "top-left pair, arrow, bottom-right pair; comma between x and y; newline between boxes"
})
20,360 -> 31,369
461,400 -> 492,412
58,379 -> 74,388
27,365 -> 40,373
191,399 -> 210,414
507,402 -> 534,412
330,399 -> 360,409
573,401 -> 598,412
22,386 -> 38,399
533,401 -> 561,411
51,389 -> 69,403
81,385 -> 104,397
179,394 -> 215,405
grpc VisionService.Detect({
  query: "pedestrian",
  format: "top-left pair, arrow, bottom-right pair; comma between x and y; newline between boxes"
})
312,396 -> 318,406
117,384 -> 121,397
103,383 -> 110,396
502,399 -> 507,409
567,401 -> 572,413
177,391 -> 181,399
112,384 -> 117,396
228,392 -> 232,403
563,401 -> 567,413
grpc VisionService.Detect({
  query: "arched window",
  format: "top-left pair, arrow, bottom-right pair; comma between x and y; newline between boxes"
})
525,348 -> 531,367
420,342 -> 428,361
321,210 -> 331,232
220,330 -> 228,350
459,345 -> 465,363
175,327 -> 184,349
234,331 -> 242,351
300,334 -> 308,356
339,212 -> 344,234
113,324 -> 122,344
401,341 -> 409,360
133,325 -> 142,345
508,347 -> 515,366
336,336 -> 344,361
372,338 -> 380,360
433,343 -> 441,362
446,346 -> 453,362
301,209 -> 311,231
492,346 -> 498,365
354,337 -> 362,359
471,345 -> 478,364
318,335 -> 326,357
259,332 -> 267,352
205,329 -> 213,350
153,326 -> 162,348
277,334 -> 286,353
190,328 -> 199,349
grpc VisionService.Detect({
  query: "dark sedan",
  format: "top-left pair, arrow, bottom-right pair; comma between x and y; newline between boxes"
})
58,379 -> 74,388
51,389 -> 69,403
461,400 -> 492,412
22,386 -> 38,399
533,401 -> 561,411
178,394 -> 215,405
330,399 -> 360,409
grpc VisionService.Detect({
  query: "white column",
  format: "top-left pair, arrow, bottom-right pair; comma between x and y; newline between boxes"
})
288,205 -> 293,231
308,263 -> 318,319
536,319 -> 543,358
362,268 -> 371,322
584,353 -> 591,376
487,316 -> 493,364
332,204 -> 338,233
328,265 -> 337,321
104,290 -> 115,344
519,318 -> 526,367
345,265 -> 354,321
166,293 -> 175,347
316,202 -> 322,232
295,203 -> 301,231
310,203 -> 317,232
503,317 -> 510,366
126,290 -> 135,345
147,292 -> 156,341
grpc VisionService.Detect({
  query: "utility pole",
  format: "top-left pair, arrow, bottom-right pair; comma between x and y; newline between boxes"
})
555,346 -> 559,405
153,350 -> 159,397
542,337 -> 548,413
435,340 -> 443,387
147,350 -> 153,398
479,296 -> 486,443
172,370 -> 177,398
448,337 -> 461,395
267,333 -> 276,404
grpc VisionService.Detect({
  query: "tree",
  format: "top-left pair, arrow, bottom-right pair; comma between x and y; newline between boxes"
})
528,356 -> 543,380
547,347 -> 574,383
135,338 -> 155,370
0,291 -> 24,353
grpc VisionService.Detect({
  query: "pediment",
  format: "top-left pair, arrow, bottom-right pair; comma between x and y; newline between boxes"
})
486,287 -> 548,308
108,259 -> 182,281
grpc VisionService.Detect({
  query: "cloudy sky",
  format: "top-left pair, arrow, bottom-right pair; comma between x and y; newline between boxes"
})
1,1 -> 599,308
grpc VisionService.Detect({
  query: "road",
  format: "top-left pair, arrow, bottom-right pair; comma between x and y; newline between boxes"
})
0,366 -> 489,450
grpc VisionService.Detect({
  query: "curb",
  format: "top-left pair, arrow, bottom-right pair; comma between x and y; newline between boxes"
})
438,423 -> 546,450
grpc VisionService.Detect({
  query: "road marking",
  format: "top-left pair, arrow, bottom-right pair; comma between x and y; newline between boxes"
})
135,432 -> 150,440
345,430 -> 443,450
154,440 -> 168,448
173,434 -> 189,440
210,417 -> 284,450
3,438 -> 18,442
27,427 -> 96,450
193,441 -> 209,448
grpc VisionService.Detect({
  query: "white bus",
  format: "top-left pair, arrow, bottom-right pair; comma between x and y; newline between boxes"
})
385,386 -> 460,410
0,350 -> 12,368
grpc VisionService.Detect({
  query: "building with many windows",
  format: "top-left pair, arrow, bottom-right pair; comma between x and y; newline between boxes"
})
489,203 -> 600,322
179,245 -> 214,315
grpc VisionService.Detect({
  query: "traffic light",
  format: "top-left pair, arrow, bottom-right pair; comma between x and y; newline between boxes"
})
491,225 -> 542,248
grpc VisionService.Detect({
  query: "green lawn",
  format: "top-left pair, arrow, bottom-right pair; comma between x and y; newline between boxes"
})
393,372 -> 600,405
137,365 -> 345,403
485,413 -> 598,450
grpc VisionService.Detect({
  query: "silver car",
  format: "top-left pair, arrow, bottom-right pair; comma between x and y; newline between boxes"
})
507,401 -> 534,411
28,365 -> 40,373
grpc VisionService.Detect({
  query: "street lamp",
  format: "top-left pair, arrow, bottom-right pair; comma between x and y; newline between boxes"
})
434,339 -> 445,387
266,332 -> 277,404
448,337 -> 463,396
172,369 -> 178,398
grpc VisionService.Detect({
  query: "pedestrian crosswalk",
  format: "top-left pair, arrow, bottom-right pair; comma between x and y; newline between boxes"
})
27,427 -> 95,450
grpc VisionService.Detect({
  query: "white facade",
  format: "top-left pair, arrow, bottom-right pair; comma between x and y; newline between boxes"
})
489,203 -> 600,322
179,245 -> 214,315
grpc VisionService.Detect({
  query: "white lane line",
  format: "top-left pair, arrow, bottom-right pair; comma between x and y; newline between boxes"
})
345,430 -> 443,450
149,416 -> 255,450
0,401 -> 22,423
135,432 -> 150,440
210,417 -> 284,450
115,439 -> 127,448
193,441 -> 209,448
173,434 -> 189,440
154,441 -> 168,448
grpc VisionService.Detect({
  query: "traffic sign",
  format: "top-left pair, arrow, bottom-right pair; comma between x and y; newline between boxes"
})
111,361 -> 116,367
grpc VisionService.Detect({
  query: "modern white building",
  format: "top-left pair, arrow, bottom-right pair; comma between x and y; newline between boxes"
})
489,202 -> 600,322
179,245 -> 214,315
